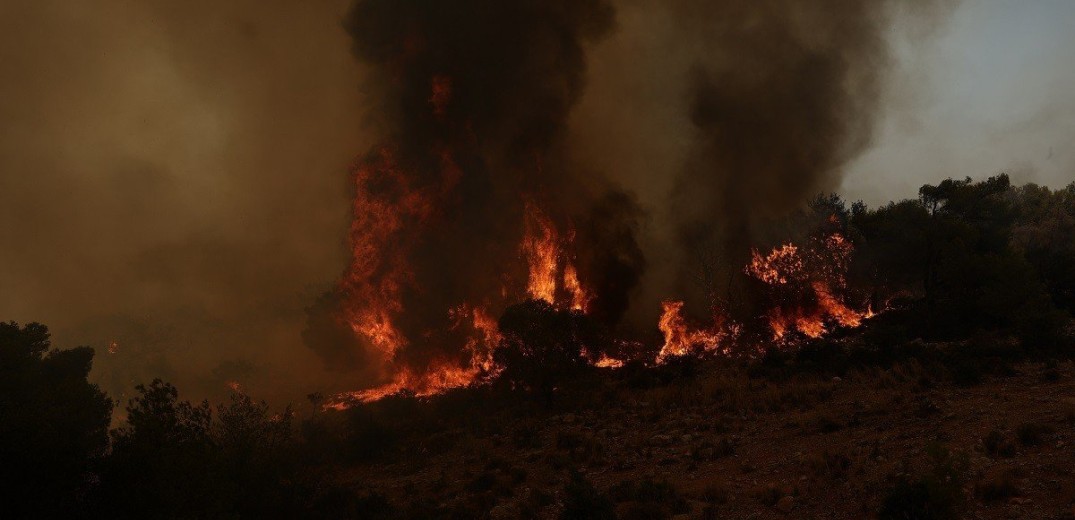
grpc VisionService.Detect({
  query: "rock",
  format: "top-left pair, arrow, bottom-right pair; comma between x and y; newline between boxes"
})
562,414 -> 576,424
775,495 -> 795,513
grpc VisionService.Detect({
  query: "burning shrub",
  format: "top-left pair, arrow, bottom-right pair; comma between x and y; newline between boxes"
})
494,300 -> 608,397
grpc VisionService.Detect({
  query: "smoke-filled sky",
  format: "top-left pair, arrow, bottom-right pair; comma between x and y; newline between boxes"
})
1,0 -> 1072,404
843,0 -> 1075,203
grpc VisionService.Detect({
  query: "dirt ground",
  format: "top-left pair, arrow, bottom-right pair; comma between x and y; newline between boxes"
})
342,361 -> 1075,519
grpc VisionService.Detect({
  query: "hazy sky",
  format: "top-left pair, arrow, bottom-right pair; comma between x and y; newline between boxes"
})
843,0 -> 1075,204
1,0 -> 1071,405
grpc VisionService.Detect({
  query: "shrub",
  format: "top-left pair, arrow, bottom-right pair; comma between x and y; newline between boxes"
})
879,444 -> 967,520
975,469 -> 1020,502
1015,421 -> 1054,446
560,472 -> 615,520
982,430 -> 1016,458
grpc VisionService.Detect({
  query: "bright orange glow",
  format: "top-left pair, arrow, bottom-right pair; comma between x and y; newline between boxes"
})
521,203 -> 591,311
746,244 -> 803,285
563,263 -> 591,312
340,147 -> 432,360
331,121 -> 877,408
523,203 -> 560,303
327,304 -> 503,408
747,232 -> 871,341
656,300 -> 729,363
593,354 -> 624,369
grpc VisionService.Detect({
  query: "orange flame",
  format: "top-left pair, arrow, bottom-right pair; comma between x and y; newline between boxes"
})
523,203 -> 560,303
340,147 -> 432,360
656,301 -> 730,363
593,354 -> 625,369
327,304 -> 503,408
521,203 -> 590,312
747,233 -> 870,341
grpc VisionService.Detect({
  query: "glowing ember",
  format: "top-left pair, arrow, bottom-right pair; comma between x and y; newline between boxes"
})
593,354 -> 625,369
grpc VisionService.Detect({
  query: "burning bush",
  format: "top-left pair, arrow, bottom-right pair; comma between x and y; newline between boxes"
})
493,299 -> 609,397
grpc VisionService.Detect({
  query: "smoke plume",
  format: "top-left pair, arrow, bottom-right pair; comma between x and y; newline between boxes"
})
303,0 -> 647,380
570,0 -> 950,318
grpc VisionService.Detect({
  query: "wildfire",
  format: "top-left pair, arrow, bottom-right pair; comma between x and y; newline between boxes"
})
522,203 -> 590,312
593,354 -> 625,369
327,304 -> 503,409
746,244 -> 802,284
321,62 -> 610,408
323,72 -> 876,407
746,233 -> 870,341
340,148 -> 433,360
656,300 -> 731,363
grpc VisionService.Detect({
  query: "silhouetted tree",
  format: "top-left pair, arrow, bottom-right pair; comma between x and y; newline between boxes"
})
0,322 -> 112,519
850,174 -> 1069,347
97,379 -> 217,518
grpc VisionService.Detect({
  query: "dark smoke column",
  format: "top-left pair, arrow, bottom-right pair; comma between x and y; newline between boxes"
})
664,0 -> 927,313
304,0 -> 645,394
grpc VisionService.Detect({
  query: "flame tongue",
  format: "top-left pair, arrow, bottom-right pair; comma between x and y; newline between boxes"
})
656,300 -> 734,363
522,203 -> 590,312
328,190 -> 597,407
745,232 -> 869,341
340,147 -> 427,360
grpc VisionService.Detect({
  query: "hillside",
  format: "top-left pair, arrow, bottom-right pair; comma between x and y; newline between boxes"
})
329,355 -> 1075,519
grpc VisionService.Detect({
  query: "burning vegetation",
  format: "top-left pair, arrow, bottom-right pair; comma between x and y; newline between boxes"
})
7,0 -> 1075,518
299,0 -> 957,407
